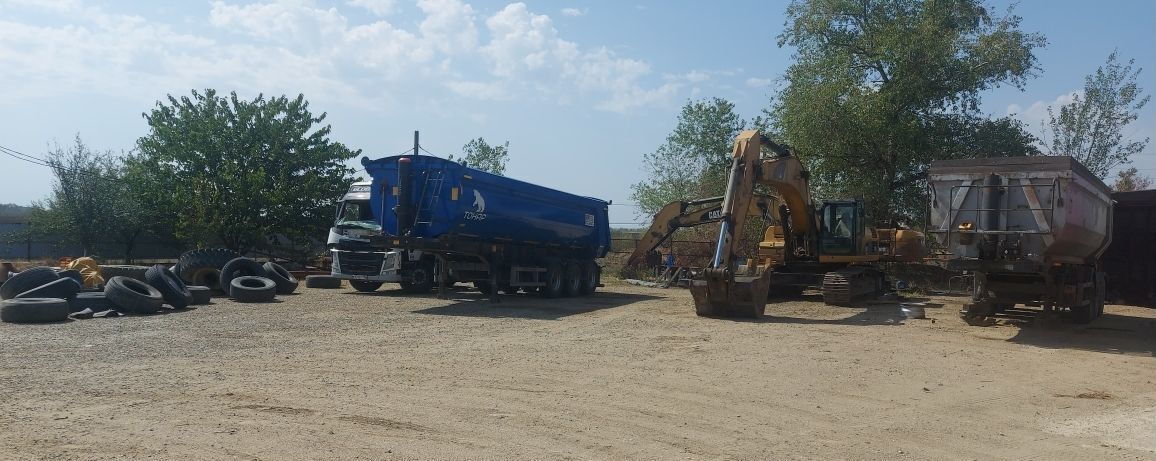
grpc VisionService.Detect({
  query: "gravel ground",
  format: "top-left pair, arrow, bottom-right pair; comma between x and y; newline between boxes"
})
1,281 -> 1153,460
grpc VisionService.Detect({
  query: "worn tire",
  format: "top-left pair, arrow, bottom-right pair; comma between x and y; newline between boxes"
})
350,280 -> 383,292
176,248 -> 241,284
219,257 -> 266,293
1,298 -> 70,323
0,266 -> 60,300
72,292 -> 115,312
104,276 -> 164,314
262,262 -> 299,294
99,265 -> 150,282
188,286 -> 212,305
16,277 -> 81,301
57,269 -> 84,286
145,264 -> 192,309
579,260 -> 600,296
230,276 -> 277,302
304,275 -> 342,289
562,261 -> 582,297
542,261 -> 564,298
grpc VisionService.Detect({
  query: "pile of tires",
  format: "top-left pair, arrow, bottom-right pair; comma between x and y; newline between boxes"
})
217,257 -> 298,303
0,267 -> 80,323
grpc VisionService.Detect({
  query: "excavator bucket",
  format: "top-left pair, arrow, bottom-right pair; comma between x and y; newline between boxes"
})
690,268 -> 772,318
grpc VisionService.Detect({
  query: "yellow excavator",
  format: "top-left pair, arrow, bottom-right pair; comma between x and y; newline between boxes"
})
691,130 -> 925,318
624,194 -> 780,270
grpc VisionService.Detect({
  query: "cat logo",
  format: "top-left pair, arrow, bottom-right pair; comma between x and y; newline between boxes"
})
708,210 -> 723,220
465,190 -> 488,221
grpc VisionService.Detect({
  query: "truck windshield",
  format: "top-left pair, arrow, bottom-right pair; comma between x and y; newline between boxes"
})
335,200 -> 380,231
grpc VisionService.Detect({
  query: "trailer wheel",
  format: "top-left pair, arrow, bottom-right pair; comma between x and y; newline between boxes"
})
542,261 -> 564,298
350,280 -> 383,292
400,261 -> 434,293
562,262 -> 582,297
579,260 -> 599,295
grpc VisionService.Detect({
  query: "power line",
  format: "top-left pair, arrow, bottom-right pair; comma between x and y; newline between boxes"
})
0,144 -> 124,183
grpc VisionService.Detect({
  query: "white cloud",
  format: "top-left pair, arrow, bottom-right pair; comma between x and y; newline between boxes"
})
346,0 -> 395,16
561,7 -> 585,17
1006,90 -> 1081,131
684,70 -> 710,83
745,77 -> 771,88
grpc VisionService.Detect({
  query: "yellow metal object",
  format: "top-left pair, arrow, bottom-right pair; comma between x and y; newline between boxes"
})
392,186 -> 399,196
451,187 -> 459,200
68,257 -> 104,288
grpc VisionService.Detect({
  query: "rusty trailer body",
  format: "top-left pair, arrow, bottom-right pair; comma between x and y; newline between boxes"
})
928,156 -> 1113,323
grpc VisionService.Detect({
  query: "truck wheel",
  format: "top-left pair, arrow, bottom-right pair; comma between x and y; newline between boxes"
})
542,261 -> 564,298
579,260 -> 599,295
187,286 -> 212,305
1070,304 -> 1095,324
145,264 -> 192,309
562,262 -> 582,297
230,276 -> 277,302
350,280 -> 383,292
104,276 -> 164,314
219,257 -> 267,293
262,262 -> 300,294
400,262 -> 434,293
15,277 -> 81,301
0,266 -> 60,300
1,298 -> 71,323
304,275 -> 342,289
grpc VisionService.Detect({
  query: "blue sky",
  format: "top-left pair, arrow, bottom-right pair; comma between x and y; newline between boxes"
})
1,0 -> 1153,227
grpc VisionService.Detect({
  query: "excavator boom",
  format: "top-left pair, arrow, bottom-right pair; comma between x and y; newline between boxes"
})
624,194 -> 779,270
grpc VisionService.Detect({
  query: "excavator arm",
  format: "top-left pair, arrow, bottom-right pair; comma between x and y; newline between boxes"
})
624,194 -> 780,270
691,130 -> 815,317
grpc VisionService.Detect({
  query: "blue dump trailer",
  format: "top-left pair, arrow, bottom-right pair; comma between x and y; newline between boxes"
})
327,153 -> 610,300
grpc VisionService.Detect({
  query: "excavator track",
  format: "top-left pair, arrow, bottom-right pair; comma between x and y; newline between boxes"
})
821,266 -> 885,306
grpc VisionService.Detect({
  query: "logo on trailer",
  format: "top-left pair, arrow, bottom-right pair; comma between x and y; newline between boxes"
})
465,189 -> 488,221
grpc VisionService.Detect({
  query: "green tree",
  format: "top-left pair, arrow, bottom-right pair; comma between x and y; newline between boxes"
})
451,137 -> 510,175
1045,51 -> 1150,178
28,136 -> 121,257
135,89 -> 359,253
771,0 -> 1045,224
630,97 -> 748,217
1111,167 -> 1153,192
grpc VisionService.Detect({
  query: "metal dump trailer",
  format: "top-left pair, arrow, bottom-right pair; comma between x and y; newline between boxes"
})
1103,189 -> 1156,306
353,154 -> 610,300
928,156 -> 1113,323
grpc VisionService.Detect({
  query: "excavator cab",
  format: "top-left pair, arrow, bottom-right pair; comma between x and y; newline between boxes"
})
818,201 -> 863,256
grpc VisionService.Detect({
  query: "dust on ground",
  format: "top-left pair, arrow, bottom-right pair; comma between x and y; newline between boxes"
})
1,281 -> 1153,460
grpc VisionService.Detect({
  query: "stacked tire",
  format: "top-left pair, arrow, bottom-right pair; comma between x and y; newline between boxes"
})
218,257 -> 296,303
0,266 -> 79,323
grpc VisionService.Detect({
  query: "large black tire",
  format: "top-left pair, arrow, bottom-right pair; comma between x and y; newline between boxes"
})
0,266 -> 59,300
1,298 -> 70,323
304,275 -> 342,289
176,248 -> 241,284
542,261 -> 564,298
230,276 -> 277,302
72,292 -> 115,312
219,257 -> 266,293
579,260 -> 599,296
99,265 -> 150,282
262,262 -> 299,294
187,286 -> 212,305
104,276 -> 164,314
145,264 -> 192,309
399,261 -> 434,294
57,269 -> 84,286
15,277 -> 81,301
562,261 -> 582,297
350,280 -> 383,292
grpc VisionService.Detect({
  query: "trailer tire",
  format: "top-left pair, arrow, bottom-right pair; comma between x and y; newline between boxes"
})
0,266 -> 60,300
350,280 -> 383,292
542,261 -> 564,298
145,264 -> 192,309
262,262 -> 299,294
219,257 -> 266,293
305,275 -> 342,289
579,260 -> 599,296
230,276 -> 277,302
1,298 -> 71,323
400,261 -> 434,294
562,262 -> 582,297
15,277 -> 81,302
187,286 -> 212,305
176,248 -> 241,284
104,276 -> 164,314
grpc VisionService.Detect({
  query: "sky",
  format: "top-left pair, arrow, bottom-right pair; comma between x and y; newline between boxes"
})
0,0 -> 1153,228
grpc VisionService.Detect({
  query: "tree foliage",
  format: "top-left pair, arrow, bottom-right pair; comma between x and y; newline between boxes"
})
771,0 -> 1045,224
630,97 -> 748,217
1045,51 -> 1150,179
451,137 -> 509,175
135,89 -> 359,253
1111,167 -> 1153,192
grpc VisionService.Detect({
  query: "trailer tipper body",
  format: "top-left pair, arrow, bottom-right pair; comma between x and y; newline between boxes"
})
928,156 -> 1113,323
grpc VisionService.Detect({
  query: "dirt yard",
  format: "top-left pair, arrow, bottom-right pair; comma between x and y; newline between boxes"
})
1,281 -> 1153,460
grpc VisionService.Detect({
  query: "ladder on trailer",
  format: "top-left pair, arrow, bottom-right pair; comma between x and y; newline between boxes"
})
413,168 -> 446,229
